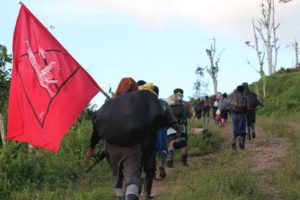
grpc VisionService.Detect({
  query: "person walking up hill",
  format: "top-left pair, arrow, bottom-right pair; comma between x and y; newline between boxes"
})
167,88 -> 192,166
230,85 -> 247,150
242,82 -> 263,140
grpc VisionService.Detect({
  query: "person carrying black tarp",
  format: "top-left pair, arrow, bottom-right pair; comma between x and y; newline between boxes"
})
85,77 -> 164,200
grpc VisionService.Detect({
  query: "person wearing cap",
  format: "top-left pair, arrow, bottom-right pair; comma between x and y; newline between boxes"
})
167,88 -> 192,167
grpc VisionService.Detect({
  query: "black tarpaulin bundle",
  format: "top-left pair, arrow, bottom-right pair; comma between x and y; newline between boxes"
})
93,90 -> 164,146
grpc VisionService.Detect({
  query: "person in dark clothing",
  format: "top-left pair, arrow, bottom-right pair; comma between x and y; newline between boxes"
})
153,86 -> 180,180
230,85 -> 247,150
85,77 -> 142,200
193,98 -> 203,121
138,83 -> 159,200
242,82 -> 263,140
202,96 -> 211,124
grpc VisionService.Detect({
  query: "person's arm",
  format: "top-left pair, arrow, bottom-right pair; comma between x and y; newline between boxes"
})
84,129 -> 101,164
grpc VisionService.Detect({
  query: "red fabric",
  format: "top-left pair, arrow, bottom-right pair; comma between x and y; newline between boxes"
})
7,3 -> 100,152
114,77 -> 138,97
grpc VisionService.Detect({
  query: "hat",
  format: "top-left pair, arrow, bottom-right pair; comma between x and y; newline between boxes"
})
173,88 -> 184,95
137,80 -> 146,86
237,85 -> 244,93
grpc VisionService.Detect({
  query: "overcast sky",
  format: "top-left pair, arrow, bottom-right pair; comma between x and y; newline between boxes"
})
1,0 -> 299,107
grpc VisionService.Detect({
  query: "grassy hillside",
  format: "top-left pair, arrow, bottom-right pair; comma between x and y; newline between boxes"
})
254,71 -> 300,117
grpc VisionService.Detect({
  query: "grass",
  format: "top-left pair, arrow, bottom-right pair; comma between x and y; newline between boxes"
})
258,115 -> 300,199
156,151 -> 265,200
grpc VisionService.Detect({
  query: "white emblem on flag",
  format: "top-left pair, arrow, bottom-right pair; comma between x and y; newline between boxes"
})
26,40 -> 58,97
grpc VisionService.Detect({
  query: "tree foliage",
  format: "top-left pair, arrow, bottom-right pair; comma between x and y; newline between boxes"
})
0,44 -> 12,114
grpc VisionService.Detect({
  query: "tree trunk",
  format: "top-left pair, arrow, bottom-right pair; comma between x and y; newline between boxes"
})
262,77 -> 266,98
212,78 -> 218,95
0,113 -> 6,147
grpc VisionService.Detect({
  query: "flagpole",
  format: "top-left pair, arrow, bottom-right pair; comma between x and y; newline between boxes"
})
99,87 -> 111,100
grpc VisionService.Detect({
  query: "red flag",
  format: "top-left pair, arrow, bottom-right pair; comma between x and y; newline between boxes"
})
7,3 -> 100,152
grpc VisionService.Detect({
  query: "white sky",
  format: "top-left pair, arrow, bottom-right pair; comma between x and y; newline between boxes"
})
1,0 -> 299,107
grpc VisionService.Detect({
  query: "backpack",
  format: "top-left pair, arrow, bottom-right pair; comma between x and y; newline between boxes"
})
93,90 -> 164,147
245,92 -> 259,109
169,100 -> 187,124
218,99 -> 227,111
230,92 -> 246,112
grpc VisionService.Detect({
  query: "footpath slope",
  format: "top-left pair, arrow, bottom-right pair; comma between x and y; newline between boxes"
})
147,120 -> 289,200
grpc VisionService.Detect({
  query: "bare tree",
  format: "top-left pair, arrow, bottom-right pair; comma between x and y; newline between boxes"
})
194,66 -> 208,99
204,39 -> 224,95
252,0 -> 281,75
245,20 -> 267,97
251,0 -> 293,75
291,39 -> 299,67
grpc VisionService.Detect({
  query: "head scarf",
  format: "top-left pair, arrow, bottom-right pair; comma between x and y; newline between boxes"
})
114,77 -> 138,97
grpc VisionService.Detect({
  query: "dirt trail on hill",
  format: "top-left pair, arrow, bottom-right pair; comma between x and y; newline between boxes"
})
145,121 -> 289,200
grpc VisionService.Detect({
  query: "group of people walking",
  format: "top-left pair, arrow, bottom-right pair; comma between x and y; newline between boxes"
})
84,77 -> 262,200
84,77 -> 192,200
193,82 -> 263,150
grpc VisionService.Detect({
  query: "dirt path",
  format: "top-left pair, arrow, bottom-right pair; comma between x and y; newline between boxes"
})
146,121 -> 289,200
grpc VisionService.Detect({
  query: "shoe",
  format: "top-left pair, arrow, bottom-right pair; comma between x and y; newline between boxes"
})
247,133 -> 251,140
167,160 -> 173,168
145,195 -> 154,200
182,162 -> 189,166
125,194 -> 138,200
239,136 -> 245,150
158,166 -> 166,178
232,143 -> 236,151
252,132 -> 256,138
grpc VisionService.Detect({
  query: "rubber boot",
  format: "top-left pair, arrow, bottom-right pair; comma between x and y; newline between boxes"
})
231,135 -> 237,150
158,151 -> 167,178
167,149 -> 174,168
181,154 -> 189,166
125,194 -> 138,200
158,166 -> 166,179
144,175 -> 154,199
239,136 -> 245,150
247,127 -> 251,140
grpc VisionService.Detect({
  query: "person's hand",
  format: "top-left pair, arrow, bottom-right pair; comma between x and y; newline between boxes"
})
84,148 -> 94,164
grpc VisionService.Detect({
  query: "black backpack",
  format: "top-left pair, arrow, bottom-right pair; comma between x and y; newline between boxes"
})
230,92 -> 246,113
245,92 -> 260,109
93,90 -> 164,147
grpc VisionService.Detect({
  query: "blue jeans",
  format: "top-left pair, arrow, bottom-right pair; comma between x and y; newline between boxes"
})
232,113 -> 247,137
156,128 -> 168,153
